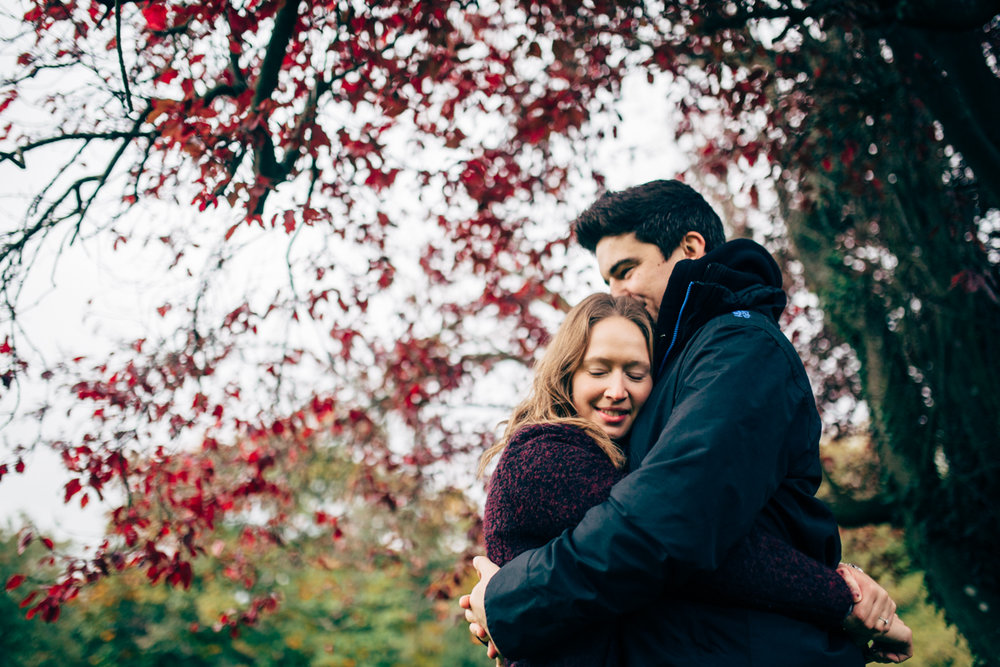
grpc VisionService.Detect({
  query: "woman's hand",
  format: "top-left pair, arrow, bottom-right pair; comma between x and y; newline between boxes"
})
866,614 -> 914,663
837,563 -> 913,662
460,556 -> 502,661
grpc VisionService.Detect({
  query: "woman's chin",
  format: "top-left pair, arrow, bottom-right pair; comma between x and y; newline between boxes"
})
598,423 -> 630,441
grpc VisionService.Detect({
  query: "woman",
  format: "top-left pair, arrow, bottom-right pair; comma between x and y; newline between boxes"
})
476,293 -> 910,665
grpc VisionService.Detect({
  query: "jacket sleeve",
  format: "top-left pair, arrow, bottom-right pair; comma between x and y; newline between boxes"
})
485,321 -> 815,659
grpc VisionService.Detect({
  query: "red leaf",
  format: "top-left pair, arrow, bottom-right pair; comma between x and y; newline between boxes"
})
43,601 -> 61,622
5,574 -> 25,591
64,478 -> 83,503
142,4 -> 168,31
17,531 -> 32,554
155,68 -> 179,85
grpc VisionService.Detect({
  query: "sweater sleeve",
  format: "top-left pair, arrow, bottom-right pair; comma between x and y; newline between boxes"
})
484,424 -> 620,567
695,526 -> 853,627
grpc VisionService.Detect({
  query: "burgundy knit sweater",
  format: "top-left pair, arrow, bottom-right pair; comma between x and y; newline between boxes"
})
484,423 -> 854,666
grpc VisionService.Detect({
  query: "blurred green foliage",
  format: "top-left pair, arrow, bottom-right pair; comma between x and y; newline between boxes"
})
1,526 -> 484,666
841,524 -> 974,667
3,522 -> 977,666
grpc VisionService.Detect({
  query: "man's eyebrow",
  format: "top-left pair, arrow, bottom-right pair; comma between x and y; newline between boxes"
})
606,258 -> 636,280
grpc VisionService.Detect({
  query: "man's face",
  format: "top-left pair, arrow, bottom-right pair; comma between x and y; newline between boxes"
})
595,233 -> 689,321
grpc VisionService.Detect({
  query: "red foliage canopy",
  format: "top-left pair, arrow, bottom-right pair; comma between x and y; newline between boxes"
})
0,0 -> 645,625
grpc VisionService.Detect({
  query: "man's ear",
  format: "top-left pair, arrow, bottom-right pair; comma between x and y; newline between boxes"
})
680,231 -> 707,259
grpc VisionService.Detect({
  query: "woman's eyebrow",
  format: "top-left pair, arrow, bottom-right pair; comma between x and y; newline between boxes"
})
581,356 -> 612,364
583,356 -> 649,368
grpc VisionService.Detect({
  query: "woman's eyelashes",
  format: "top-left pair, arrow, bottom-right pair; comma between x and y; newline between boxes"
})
583,366 -> 648,381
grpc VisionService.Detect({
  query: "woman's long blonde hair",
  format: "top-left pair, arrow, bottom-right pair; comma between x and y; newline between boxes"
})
478,293 -> 655,476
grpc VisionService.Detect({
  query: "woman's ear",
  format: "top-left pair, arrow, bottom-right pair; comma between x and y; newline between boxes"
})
680,231 -> 706,259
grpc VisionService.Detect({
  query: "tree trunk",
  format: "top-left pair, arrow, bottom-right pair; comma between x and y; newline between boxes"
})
884,24 -> 1000,211
782,168 -> 1000,661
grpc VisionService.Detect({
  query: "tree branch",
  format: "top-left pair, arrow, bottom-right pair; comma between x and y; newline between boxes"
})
252,0 -> 303,109
819,473 -> 897,527
879,0 -> 1000,32
696,0 -> 998,37
202,21 -> 250,104
2,110 -> 151,269
115,0 -> 134,112
886,25 -> 1000,211
1,131 -> 154,168
696,0 -> 848,36
1,61 -> 79,87
244,0 -> 303,211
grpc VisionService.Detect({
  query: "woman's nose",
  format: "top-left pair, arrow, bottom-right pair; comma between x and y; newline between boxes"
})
604,373 -> 628,400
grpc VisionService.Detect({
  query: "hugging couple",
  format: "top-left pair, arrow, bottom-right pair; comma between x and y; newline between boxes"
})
459,180 -> 914,666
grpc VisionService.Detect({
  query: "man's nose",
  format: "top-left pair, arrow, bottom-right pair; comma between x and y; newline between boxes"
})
608,280 -> 629,298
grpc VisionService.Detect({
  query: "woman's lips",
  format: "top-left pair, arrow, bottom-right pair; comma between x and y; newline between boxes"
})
596,408 -> 630,424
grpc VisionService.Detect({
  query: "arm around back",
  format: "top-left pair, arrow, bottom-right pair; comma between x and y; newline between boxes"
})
486,318 -> 818,659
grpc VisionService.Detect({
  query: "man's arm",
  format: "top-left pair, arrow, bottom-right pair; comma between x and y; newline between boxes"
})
484,321 -> 813,659
464,556 -> 913,662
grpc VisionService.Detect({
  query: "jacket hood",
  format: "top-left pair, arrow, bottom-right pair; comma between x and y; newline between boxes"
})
654,238 -> 787,374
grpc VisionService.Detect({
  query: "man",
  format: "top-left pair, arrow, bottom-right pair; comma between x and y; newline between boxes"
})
462,180 -> 912,665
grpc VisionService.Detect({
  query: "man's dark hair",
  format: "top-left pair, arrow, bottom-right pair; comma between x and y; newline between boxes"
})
573,179 -> 726,257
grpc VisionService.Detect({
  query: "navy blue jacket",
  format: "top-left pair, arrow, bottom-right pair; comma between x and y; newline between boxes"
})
485,240 -> 863,665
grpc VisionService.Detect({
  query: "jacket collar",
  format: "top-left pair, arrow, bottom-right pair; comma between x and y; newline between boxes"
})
653,239 -> 787,376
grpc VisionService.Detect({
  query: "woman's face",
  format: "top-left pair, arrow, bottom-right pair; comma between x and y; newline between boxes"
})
571,316 -> 653,441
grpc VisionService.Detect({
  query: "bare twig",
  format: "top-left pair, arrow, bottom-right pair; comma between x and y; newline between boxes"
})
2,112 -> 152,270
115,0 -> 134,112
1,131 -> 154,167
1,61 -> 79,87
